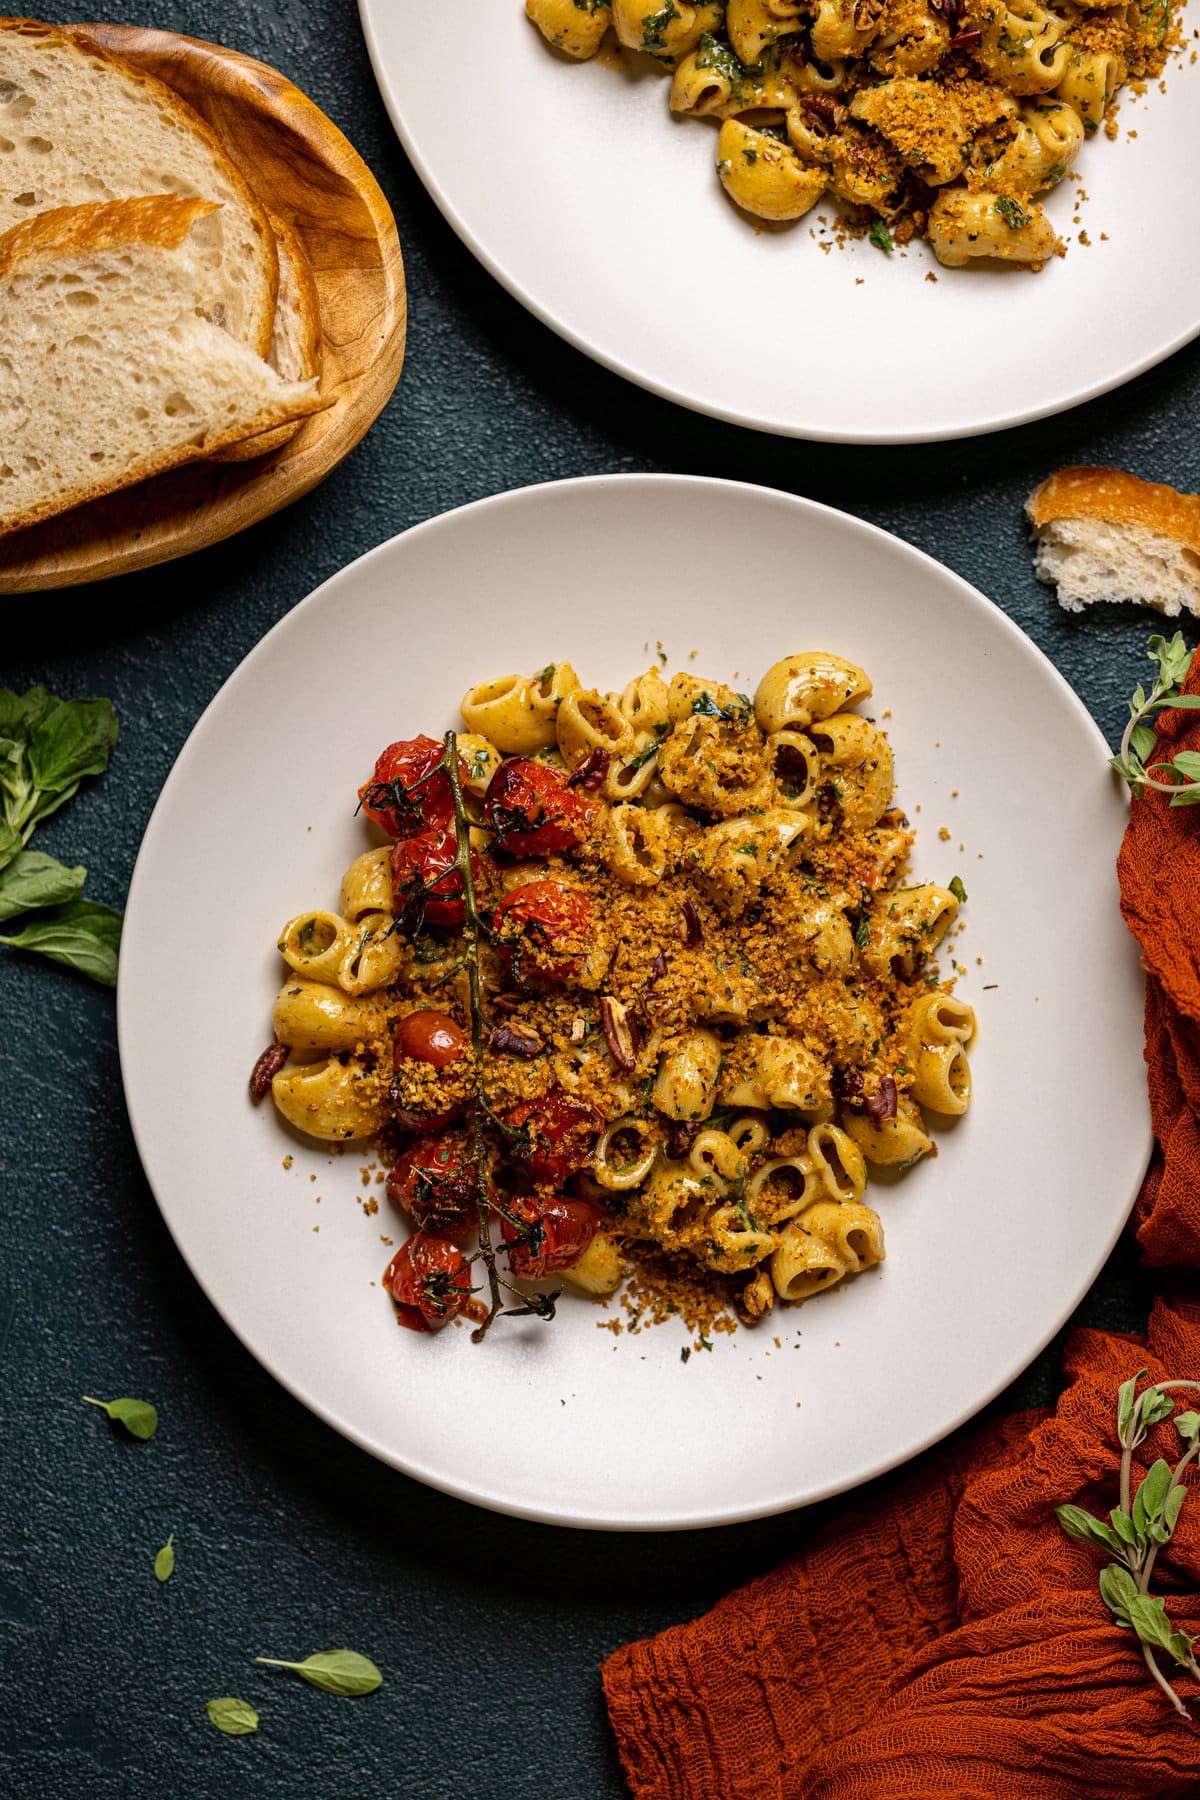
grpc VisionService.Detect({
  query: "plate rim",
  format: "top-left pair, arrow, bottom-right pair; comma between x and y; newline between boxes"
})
358,0 -> 1198,446
117,472 -> 1149,1529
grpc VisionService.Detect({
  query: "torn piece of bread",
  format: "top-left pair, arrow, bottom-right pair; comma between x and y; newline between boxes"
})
0,195 -> 321,539
1027,466 -> 1200,617
0,18 -> 278,354
213,210 -> 322,464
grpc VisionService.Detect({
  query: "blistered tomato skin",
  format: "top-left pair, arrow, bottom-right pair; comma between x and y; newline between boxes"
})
503,1093 -> 603,1185
387,1133 -> 480,1233
360,735 -> 452,840
484,757 -> 598,858
493,880 -> 593,989
396,1011 -> 466,1069
383,1234 -> 473,1327
501,1193 -> 602,1278
390,825 -> 470,928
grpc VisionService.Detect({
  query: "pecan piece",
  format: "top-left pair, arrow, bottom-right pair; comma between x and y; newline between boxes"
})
666,1119 -> 702,1160
249,1041 -> 289,1102
568,747 -> 610,791
864,1076 -> 898,1123
680,899 -> 703,947
489,1023 -> 544,1059
600,996 -> 639,1071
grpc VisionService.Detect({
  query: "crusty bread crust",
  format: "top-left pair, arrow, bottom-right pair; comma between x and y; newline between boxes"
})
0,194 -> 323,540
0,191 -> 219,272
213,209 -> 323,464
0,17 -> 279,355
1026,466 -> 1200,556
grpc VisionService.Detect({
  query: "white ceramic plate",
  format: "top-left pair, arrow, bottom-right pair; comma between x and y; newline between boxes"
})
358,1 -> 1200,443
119,475 -> 1147,1528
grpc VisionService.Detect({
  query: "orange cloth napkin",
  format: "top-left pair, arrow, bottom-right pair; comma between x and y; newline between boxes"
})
603,660 -> 1200,1799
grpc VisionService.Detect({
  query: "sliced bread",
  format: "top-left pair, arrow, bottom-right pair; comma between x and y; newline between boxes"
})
0,195 -> 321,539
1027,466 -> 1200,617
213,209 -> 322,463
0,18 -> 278,354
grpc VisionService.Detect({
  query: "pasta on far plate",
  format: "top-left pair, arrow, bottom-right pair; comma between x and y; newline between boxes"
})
525,0 -> 1183,270
260,652 -> 976,1341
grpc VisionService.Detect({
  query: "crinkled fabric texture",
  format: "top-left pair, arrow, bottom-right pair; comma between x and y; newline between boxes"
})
604,672 -> 1200,1800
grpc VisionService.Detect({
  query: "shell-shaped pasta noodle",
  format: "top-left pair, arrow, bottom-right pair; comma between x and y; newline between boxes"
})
560,1230 -> 625,1295
687,1128 -> 746,1193
272,980 -> 381,1053
768,729 -> 820,808
910,1041 -> 971,1114
863,882 -> 958,978
870,0 -> 949,75
456,733 -> 503,799
653,1027 -> 722,1120
604,739 -> 661,804
279,910 -> 357,985
841,1093 -> 932,1166
907,991 -> 976,1045
461,676 -> 557,753
698,1202 -> 777,1273
671,39 -> 781,114
802,1199 -> 885,1271
809,714 -> 894,828
339,847 -> 393,921
807,1122 -> 868,1201
1053,47 -> 1125,130
696,807 -> 813,917
727,0 -> 809,63
336,911 -> 405,995
611,0 -> 723,58
555,688 -> 635,770
720,1034 -> 832,1115
982,101 -> 1082,191
811,0 -> 878,61
593,1116 -> 658,1189
271,1056 -> 386,1142
754,652 -> 871,734
791,50 -> 850,92
603,802 -> 672,886
770,1224 -> 850,1301
747,1154 -> 822,1220
657,714 -> 773,815
729,1115 -> 770,1155
617,668 -> 671,733
796,894 -> 856,974
717,119 -> 827,222
974,2 -> 1071,92
638,1159 -> 713,1239
849,78 -> 972,184
527,661 -> 580,731
526,0 -> 612,57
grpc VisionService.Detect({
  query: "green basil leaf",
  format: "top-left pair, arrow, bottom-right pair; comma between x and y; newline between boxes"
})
1128,1593 -> 1177,1654
0,898 -> 122,986
154,1533 -> 174,1583
81,1395 -> 158,1440
25,695 -> 118,799
255,1648 -> 382,1696
1055,1504 -> 1123,1554
1117,1370 -> 1145,1442
0,851 -> 87,922
1175,1411 -> 1200,1447
1109,1508 -> 1138,1548
205,1697 -> 258,1736
1098,1561 -> 1139,1627
0,685 -> 50,740
0,818 -> 23,874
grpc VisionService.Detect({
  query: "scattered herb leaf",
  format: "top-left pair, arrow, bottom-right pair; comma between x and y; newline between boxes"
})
0,849 -> 87,922
81,1394 -> 158,1440
949,875 -> 967,904
206,1697 -> 258,1736
154,1532 -> 175,1583
254,1648 -> 382,1697
1,899 -> 122,986
868,217 -> 893,253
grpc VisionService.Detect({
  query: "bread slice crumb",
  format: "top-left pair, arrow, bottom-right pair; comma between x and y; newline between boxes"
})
1027,465 -> 1200,617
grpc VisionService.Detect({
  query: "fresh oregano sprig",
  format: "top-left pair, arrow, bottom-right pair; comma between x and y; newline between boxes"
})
1112,632 -> 1200,805
1057,1370 -> 1200,1717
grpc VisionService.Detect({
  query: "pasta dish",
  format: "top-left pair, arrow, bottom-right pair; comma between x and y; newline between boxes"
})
258,653 -> 976,1339
525,0 -> 1180,270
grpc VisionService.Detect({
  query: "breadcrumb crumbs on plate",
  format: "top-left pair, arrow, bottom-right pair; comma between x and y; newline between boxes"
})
380,1235 -> 393,1246
282,1155 -> 293,1170
938,826 -> 951,841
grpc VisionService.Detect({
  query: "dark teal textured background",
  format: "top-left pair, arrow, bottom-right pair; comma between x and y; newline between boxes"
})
0,1 -> 1185,1793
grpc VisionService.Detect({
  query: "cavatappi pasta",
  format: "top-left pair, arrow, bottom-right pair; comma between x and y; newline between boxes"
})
525,0 -> 1180,270
263,654 -> 976,1337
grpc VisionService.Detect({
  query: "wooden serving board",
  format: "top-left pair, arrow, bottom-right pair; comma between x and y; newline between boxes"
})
0,24 -> 406,593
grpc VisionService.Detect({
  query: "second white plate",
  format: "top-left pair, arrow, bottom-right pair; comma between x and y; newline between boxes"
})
360,0 -> 1200,442
118,475 -> 1147,1527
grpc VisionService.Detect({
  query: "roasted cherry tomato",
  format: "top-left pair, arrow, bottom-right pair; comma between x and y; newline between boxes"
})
395,1010 -> 466,1069
387,1134 -> 480,1234
503,1093 -> 602,1185
359,735 -> 452,841
501,1192 -> 601,1279
390,825 -> 471,929
383,1233 -> 473,1330
484,757 -> 598,858
493,880 -> 592,988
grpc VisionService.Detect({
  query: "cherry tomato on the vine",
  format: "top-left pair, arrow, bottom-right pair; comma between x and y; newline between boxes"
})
503,1093 -> 602,1185
484,757 -> 598,858
387,1134 -> 480,1234
390,824 -> 472,930
501,1192 -> 602,1279
493,880 -> 592,988
395,1010 -> 466,1069
359,735 -> 452,841
383,1233 -> 473,1330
